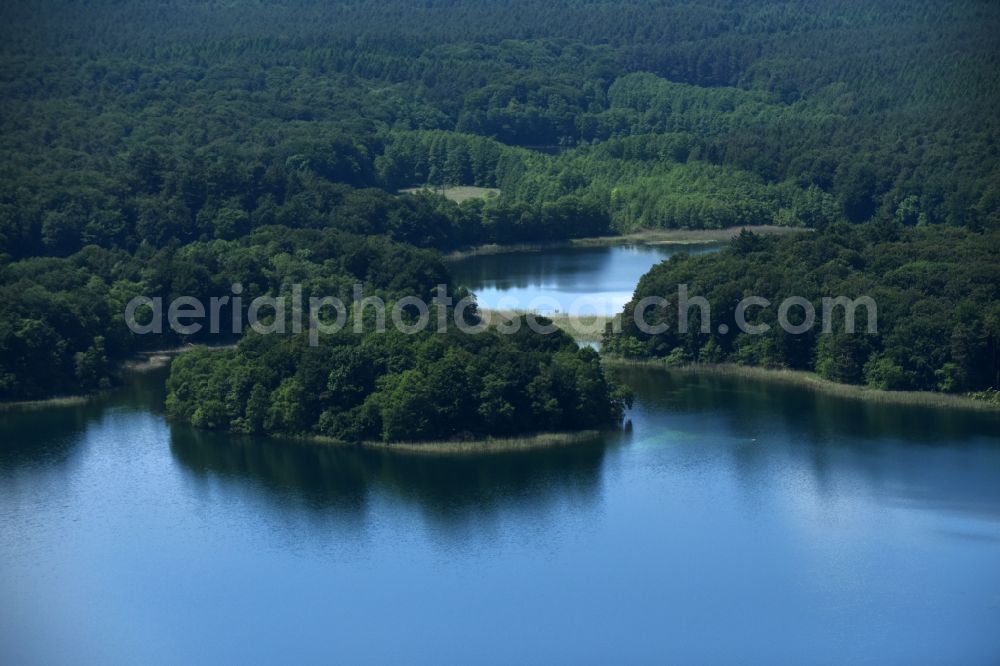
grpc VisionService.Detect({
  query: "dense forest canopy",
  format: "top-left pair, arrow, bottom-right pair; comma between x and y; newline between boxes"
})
1,0 -> 998,260
0,226 -> 451,399
0,0 -> 998,412
167,318 -> 632,442
604,226 -> 1000,395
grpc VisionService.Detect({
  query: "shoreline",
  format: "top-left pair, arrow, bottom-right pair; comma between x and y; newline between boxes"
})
121,345 -> 200,373
479,308 -> 614,344
0,394 -> 96,412
603,358 -> 1000,412
302,430 -> 605,455
1,344 -> 216,411
443,225 -> 805,260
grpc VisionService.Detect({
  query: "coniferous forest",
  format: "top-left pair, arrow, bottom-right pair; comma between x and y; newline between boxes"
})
1,0 -> 999,433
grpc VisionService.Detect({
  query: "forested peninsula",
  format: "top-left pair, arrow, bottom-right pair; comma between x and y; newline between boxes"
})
604,226 -> 1000,396
167,322 -> 631,443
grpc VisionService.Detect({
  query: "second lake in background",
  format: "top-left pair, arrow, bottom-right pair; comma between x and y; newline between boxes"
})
448,243 -> 720,316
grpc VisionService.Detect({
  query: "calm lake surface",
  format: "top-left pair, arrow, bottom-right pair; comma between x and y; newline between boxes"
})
449,243 -> 718,315
3,245 -> 1000,664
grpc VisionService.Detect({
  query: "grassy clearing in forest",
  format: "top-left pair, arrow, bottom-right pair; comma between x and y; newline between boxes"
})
400,185 -> 501,203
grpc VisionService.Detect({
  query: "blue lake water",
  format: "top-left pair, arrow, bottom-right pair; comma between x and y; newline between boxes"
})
448,243 -> 718,315
2,244 -> 1000,664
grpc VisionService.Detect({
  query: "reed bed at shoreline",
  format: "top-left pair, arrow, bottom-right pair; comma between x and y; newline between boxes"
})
0,394 -> 93,411
604,358 -> 1000,412
306,430 -> 603,455
443,225 -> 806,260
